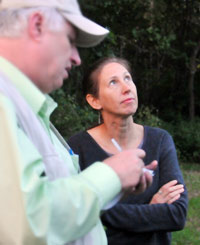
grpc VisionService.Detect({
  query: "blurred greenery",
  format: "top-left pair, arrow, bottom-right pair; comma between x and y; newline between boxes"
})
172,163 -> 200,244
51,90 -> 98,140
51,0 -> 200,163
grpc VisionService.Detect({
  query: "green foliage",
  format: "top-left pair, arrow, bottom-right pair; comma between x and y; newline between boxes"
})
162,119 -> 200,163
135,106 -> 200,163
51,89 -> 98,139
135,105 -> 162,128
172,163 -> 200,244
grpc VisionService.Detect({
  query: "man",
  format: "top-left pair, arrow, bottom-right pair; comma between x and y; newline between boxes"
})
0,0 -> 157,244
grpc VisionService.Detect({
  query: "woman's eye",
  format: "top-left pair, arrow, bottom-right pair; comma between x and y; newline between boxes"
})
124,75 -> 132,82
109,80 -> 117,86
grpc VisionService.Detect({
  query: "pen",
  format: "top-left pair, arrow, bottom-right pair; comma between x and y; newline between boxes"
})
111,138 -> 154,176
111,138 -> 122,152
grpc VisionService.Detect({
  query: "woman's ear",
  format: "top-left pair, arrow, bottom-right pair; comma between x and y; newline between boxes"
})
86,94 -> 102,110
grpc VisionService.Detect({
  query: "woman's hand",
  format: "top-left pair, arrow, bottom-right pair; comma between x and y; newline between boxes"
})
150,180 -> 184,204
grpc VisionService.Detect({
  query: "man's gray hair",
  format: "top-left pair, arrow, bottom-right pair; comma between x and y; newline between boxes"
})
0,7 -> 66,37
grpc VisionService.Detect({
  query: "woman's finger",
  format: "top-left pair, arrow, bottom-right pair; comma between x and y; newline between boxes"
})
168,184 -> 184,193
158,186 -> 184,202
162,180 -> 178,189
167,194 -> 181,204
160,183 -> 184,198
168,188 -> 184,198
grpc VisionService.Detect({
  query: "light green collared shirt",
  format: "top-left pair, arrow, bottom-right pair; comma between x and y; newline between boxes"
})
0,57 -> 121,244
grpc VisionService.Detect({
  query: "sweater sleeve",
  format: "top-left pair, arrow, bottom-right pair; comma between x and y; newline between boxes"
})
101,130 -> 188,233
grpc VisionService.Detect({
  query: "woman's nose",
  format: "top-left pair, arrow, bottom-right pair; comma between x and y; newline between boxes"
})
121,81 -> 131,93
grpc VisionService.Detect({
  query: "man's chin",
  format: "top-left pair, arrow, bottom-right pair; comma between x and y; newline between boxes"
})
48,80 -> 63,93
56,80 -> 64,90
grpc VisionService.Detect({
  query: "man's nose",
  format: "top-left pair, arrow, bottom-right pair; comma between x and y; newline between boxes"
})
71,47 -> 81,66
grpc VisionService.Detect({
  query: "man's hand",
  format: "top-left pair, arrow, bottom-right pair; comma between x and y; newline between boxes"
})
104,149 -> 157,194
132,160 -> 157,194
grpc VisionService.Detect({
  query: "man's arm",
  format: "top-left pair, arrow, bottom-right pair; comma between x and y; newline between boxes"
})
0,94 -> 119,243
1,93 -> 155,244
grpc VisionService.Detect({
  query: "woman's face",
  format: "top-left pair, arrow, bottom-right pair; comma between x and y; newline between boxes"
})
96,62 -> 138,117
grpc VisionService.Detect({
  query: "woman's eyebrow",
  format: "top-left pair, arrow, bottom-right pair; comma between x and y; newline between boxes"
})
123,71 -> 130,75
108,75 -> 117,80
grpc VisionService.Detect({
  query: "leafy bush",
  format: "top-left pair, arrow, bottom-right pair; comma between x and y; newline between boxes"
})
172,163 -> 200,244
135,105 -> 162,128
51,89 -> 98,139
135,106 -> 200,163
168,119 -> 200,163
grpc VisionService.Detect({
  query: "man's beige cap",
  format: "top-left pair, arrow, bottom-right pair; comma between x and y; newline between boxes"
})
0,0 -> 109,47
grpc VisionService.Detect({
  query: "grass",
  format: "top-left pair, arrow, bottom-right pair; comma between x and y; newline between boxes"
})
172,163 -> 200,245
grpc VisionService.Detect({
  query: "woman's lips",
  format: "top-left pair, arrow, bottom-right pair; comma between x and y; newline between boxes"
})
121,98 -> 135,104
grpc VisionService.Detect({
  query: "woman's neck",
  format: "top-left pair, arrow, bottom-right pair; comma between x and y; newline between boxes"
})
93,114 -> 143,152
103,116 -> 133,141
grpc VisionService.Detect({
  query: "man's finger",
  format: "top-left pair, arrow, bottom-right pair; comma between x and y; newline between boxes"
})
135,148 -> 146,158
145,160 -> 158,170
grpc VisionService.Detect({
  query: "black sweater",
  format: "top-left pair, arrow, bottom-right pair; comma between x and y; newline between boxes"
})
68,126 -> 188,245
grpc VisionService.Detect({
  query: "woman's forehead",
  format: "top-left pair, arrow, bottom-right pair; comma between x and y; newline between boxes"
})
98,62 -> 129,78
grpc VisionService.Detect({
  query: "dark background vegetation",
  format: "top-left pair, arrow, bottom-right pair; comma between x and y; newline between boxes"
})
51,0 -> 200,163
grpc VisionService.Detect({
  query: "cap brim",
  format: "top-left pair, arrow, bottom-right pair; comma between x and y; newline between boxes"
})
63,13 -> 109,48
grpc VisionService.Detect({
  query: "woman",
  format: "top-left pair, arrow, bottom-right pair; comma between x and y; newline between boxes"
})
68,57 -> 188,245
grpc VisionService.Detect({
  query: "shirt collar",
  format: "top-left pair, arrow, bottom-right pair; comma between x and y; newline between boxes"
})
0,56 -> 46,114
40,94 -> 58,119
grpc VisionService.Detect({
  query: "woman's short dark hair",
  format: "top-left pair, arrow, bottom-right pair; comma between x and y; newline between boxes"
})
82,57 -> 132,98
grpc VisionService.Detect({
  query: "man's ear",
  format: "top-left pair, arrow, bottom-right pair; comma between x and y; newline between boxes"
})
86,94 -> 102,110
27,12 -> 45,41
